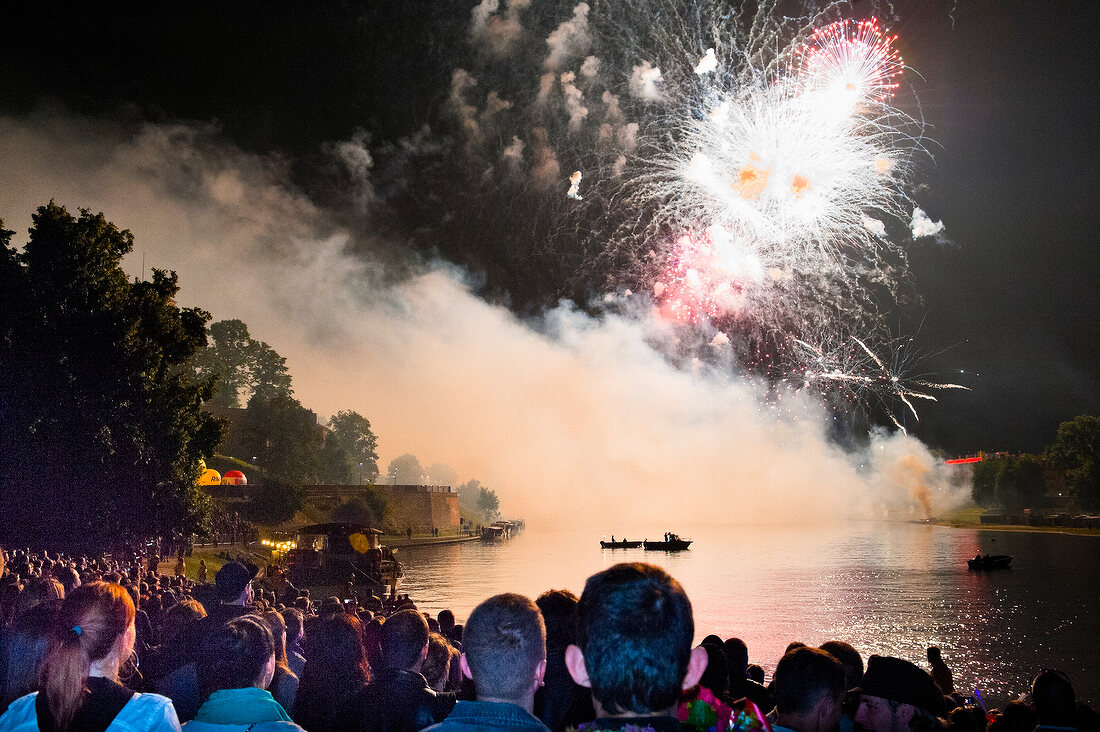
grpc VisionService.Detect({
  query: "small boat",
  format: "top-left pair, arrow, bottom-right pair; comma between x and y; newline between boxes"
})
967,554 -> 1012,570
600,539 -> 643,549
643,533 -> 692,551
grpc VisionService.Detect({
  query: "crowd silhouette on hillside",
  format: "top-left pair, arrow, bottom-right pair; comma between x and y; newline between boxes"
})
0,545 -> 1096,732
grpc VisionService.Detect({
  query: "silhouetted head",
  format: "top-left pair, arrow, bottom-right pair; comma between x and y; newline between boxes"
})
421,632 -> 454,692
437,609 -> 456,634
774,647 -> 845,726
199,616 -> 275,699
747,664 -> 765,684
1,599 -> 62,709
855,655 -> 946,732
535,589 -> 579,650
820,640 -> 864,690
700,644 -> 728,695
382,609 -> 429,671
571,563 -> 698,715
463,593 -> 546,704
1031,669 -> 1076,726
724,638 -> 749,678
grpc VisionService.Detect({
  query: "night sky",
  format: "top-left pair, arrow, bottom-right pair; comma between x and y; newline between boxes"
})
2,0 -> 1097,456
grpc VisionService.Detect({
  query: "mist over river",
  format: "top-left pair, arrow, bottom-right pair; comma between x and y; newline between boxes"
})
397,523 -> 1099,708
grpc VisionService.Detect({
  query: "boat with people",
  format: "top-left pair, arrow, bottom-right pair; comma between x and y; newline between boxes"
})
643,532 -> 692,551
285,522 -> 403,595
967,553 -> 1013,570
600,537 -> 643,549
481,519 -> 525,541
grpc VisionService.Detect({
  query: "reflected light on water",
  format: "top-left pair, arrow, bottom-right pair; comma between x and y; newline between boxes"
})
397,523 -> 1099,708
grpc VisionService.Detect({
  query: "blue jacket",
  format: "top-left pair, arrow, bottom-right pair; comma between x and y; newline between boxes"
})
424,701 -> 551,732
0,691 -> 181,731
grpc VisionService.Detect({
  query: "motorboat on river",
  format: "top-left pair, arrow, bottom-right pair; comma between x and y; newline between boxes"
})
643,532 -> 692,551
286,523 -> 403,595
600,538 -> 643,549
967,553 -> 1013,570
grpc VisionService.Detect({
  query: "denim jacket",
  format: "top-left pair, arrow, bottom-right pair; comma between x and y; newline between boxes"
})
424,700 -> 551,732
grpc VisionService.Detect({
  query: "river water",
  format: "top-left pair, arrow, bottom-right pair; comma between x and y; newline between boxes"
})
396,522 -> 1099,708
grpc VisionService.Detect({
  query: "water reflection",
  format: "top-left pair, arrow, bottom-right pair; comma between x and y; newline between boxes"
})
397,523 -> 1099,707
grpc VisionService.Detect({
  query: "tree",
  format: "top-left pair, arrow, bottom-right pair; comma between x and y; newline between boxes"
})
223,392 -> 323,486
971,458 -> 999,507
331,487 -> 389,527
477,486 -> 500,520
192,319 -> 255,407
457,478 -> 483,515
325,410 -> 380,484
191,321 -> 292,407
386,453 -> 425,484
1046,415 -> 1100,510
240,478 -> 305,525
249,340 -> 292,402
995,454 -> 1046,510
0,203 -> 225,550
426,462 -> 458,487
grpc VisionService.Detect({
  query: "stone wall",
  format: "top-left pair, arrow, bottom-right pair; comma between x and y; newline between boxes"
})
382,485 -> 459,532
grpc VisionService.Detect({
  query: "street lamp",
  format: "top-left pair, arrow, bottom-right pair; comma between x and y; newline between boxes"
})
359,462 -> 363,485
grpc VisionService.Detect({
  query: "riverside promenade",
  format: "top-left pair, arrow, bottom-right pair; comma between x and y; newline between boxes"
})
383,533 -> 481,549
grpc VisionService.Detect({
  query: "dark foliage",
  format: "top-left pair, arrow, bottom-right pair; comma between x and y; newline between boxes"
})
0,203 -> 225,551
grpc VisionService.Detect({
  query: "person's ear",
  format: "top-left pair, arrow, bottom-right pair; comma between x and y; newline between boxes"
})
681,646 -> 710,690
565,644 -> 591,688
459,653 -> 475,681
536,658 -> 547,687
816,696 -> 840,727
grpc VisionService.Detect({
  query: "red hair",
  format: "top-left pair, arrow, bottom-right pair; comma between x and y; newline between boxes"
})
40,581 -> 135,730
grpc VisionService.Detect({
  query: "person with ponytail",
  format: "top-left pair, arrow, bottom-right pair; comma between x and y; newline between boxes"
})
0,581 -> 181,731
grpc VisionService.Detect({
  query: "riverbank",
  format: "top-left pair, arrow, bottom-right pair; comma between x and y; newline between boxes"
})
384,533 -> 481,548
932,507 -> 1100,537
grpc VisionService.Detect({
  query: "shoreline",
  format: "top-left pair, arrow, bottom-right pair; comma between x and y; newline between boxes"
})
929,519 -> 1100,537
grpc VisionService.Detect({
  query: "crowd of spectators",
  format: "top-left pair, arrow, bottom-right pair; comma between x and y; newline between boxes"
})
0,545 -> 1096,732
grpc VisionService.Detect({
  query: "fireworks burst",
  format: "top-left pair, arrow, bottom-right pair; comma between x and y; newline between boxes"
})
649,12 -> 919,330
788,332 -> 970,433
423,0 -> 958,429
795,18 -> 904,106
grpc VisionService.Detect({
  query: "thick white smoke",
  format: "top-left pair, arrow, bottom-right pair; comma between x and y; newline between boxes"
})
0,112 -> 967,527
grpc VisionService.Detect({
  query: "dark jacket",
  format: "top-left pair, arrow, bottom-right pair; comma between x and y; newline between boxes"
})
336,668 -> 456,732
729,677 -> 774,715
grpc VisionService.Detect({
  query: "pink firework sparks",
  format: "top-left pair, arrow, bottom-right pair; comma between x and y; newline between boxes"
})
794,18 -> 904,103
656,230 -> 747,323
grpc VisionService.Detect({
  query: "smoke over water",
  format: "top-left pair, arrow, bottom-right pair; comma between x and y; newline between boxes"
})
0,1 -> 968,527
0,111 -> 964,528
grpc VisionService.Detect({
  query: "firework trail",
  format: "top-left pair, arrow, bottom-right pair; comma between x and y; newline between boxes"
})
789,332 -> 969,433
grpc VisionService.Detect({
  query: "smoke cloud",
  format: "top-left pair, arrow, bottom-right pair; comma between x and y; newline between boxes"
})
911,207 -> 945,239
544,3 -> 591,71
469,0 -> 531,58
0,111 -> 965,529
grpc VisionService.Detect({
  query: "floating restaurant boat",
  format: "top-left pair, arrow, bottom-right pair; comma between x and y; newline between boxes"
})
600,539 -> 643,549
967,554 -> 1013,570
481,519 -> 525,541
285,523 -> 403,595
643,533 -> 693,551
